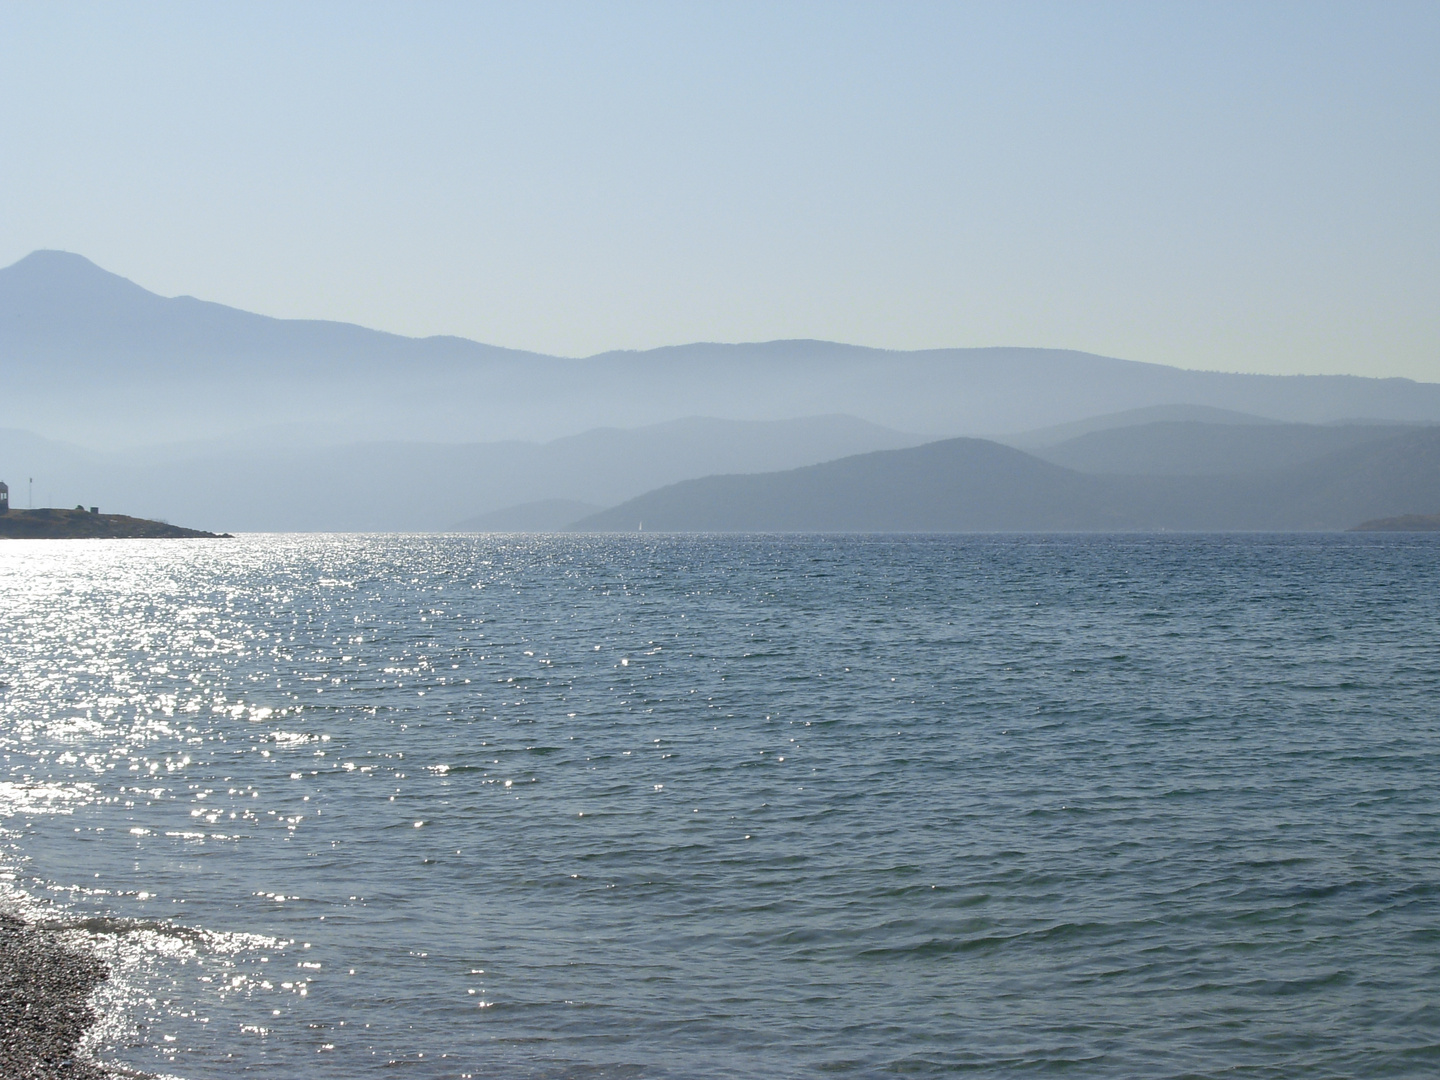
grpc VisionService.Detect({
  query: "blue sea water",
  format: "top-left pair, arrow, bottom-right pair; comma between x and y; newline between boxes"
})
1,533 -> 1439,1079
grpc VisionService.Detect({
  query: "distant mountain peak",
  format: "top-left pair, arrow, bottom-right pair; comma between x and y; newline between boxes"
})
0,249 -> 160,305
9,248 -> 102,267
6,249 -> 123,278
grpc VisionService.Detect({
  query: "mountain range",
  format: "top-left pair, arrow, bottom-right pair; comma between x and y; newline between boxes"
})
8,251 -> 1440,450
3,249 -> 1440,532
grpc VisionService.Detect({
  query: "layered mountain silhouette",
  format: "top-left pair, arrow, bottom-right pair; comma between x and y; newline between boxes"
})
0,415 -> 922,531
5,250 -> 1440,532
574,426 -> 1440,532
8,251 -> 1440,450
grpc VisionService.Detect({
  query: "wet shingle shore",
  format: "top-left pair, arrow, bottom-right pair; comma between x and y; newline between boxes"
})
0,912 -> 132,1080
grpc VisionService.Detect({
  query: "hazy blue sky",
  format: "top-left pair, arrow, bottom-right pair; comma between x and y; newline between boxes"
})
2,1 -> 1437,378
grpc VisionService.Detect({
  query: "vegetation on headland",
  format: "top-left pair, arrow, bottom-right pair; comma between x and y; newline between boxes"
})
0,508 -> 230,539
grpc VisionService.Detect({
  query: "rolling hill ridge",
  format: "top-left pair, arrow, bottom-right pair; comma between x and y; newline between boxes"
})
575,427 -> 1440,532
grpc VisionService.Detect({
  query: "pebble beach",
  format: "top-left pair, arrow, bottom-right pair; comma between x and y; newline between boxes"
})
0,911 -> 125,1080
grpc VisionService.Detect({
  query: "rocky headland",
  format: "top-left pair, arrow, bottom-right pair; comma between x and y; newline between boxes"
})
0,508 -> 230,539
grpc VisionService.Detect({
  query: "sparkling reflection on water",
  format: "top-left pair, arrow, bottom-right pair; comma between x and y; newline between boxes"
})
1,533 -> 1439,1078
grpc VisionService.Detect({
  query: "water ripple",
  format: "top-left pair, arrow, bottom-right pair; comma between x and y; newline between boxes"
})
0,533 -> 1437,1077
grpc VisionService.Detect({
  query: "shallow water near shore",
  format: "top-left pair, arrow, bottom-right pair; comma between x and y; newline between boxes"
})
2,532 -> 1439,1078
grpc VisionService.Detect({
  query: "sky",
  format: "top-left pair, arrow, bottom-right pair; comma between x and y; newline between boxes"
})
1,1 -> 1437,379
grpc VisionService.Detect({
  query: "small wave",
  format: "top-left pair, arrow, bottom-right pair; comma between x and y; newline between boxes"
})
39,914 -> 281,953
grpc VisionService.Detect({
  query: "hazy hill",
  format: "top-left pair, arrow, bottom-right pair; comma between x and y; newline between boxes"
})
0,415 -> 921,532
573,428 -> 1440,532
9,251 -> 1440,449
1351,513 -> 1440,531
1032,420 -> 1422,475
1244,428 -> 1440,529
1001,404 -> 1283,449
574,440 -> 1131,532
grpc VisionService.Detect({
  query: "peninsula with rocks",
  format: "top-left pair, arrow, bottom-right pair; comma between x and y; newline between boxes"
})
0,507 -> 231,539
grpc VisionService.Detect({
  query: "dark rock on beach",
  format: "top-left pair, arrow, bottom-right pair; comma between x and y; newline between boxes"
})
0,508 -> 230,539
0,912 -> 118,1079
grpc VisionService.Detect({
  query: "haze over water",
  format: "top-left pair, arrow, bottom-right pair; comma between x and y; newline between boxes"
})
2,533 -> 1438,1078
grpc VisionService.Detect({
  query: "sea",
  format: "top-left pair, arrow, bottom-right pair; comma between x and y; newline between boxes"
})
1,533 -> 1438,1079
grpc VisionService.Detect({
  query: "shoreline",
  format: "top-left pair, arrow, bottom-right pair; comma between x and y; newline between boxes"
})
0,910 -> 144,1080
